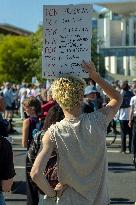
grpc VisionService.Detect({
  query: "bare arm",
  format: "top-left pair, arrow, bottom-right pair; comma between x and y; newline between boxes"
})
0,96 -> 5,112
30,132 -> 56,197
128,105 -> 134,127
81,60 -> 122,121
1,179 -> 13,192
22,119 -> 29,148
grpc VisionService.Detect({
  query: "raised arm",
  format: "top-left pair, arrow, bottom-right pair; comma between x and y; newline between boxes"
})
81,60 -> 122,121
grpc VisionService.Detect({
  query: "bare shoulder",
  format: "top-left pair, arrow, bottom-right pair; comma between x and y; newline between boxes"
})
98,106 -> 113,123
42,131 -> 51,143
23,118 -> 30,126
42,131 -> 55,149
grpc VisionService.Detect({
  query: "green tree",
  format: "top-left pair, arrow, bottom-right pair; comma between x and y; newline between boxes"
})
29,25 -> 43,81
0,35 -> 37,83
91,28 -> 105,77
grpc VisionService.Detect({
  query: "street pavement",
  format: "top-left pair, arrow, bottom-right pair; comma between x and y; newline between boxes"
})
4,117 -> 136,205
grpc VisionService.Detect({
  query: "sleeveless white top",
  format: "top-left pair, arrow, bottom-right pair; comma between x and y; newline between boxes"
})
47,110 -> 110,205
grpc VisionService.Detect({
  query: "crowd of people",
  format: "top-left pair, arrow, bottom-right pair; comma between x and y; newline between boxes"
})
0,61 -> 136,204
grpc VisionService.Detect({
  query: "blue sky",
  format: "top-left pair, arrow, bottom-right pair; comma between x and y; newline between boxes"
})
0,0 -> 127,32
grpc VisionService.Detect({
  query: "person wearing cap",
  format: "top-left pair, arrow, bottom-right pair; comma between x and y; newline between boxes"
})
82,85 -> 97,113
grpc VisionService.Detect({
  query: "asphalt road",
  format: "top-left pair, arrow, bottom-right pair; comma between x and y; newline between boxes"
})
3,119 -> 136,205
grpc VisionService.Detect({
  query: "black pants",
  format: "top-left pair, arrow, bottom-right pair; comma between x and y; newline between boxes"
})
26,156 -> 39,205
132,117 -> 136,156
120,120 -> 132,152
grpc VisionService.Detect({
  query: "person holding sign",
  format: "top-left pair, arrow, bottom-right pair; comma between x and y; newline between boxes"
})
30,61 -> 122,205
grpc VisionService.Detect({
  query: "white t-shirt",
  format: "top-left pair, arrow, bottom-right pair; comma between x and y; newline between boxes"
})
130,95 -> 136,117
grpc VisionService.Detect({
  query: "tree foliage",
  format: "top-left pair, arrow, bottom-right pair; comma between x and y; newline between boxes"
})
0,35 -> 37,83
28,25 -> 43,81
91,28 -> 105,77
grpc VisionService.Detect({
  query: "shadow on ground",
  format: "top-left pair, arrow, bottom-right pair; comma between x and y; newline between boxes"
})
110,198 -> 134,204
108,162 -> 135,173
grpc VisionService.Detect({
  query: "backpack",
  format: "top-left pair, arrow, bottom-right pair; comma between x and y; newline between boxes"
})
120,90 -> 133,108
29,118 -> 44,137
27,130 -> 44,164
27,117 -> 43,148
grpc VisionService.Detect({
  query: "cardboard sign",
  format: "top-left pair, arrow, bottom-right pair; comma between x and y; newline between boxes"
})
42,4 -> 92,79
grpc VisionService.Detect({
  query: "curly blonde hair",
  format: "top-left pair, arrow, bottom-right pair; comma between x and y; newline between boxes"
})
51,77 -> 85,111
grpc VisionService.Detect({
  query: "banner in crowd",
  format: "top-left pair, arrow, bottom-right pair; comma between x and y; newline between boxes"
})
42,4 -> 92,79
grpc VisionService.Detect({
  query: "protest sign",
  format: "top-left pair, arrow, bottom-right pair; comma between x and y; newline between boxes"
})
42,4 -> 92,79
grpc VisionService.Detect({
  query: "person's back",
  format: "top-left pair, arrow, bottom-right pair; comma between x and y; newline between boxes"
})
0,136 -> 15,205
48,110 -> 109,204
22,96 -> 42,149
129,89 -> 136,167
0,97 -> 8,138
120,81 -> 133,109
120,90 -> 133,109
27,103 -> 64,204
22,96 -> 42,205
119,83 -> 133,153
30,61 -> 122,205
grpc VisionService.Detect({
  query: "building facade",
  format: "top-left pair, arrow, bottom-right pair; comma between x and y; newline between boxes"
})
95,1 -> 136,80
0,23 -> 32,36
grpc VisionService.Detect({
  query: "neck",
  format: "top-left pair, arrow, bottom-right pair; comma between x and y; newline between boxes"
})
64,105 -> 82,119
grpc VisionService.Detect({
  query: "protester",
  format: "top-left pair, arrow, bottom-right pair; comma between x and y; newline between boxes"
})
25,103 -> 64,205
43,103 -> 64,131
22,96 -> 42,148
82,85 -> 97,113
129,88 -> 136,167
0,96 -> 12,143
0,96 -> 5,119
118,81 -> 133,153
38,104 -> 64,205
0,137 -> 16,205
41,89 -> 57,120
131,78 -> 136,90
30,60 -> 122,205
20,90 -> 27,120
22,96 -> 42,205
36,88 -> 47,105
3,82 -> 14,120
0,96 -> 16,205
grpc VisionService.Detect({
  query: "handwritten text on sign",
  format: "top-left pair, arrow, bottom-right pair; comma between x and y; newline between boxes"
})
42,4 -> 92,79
